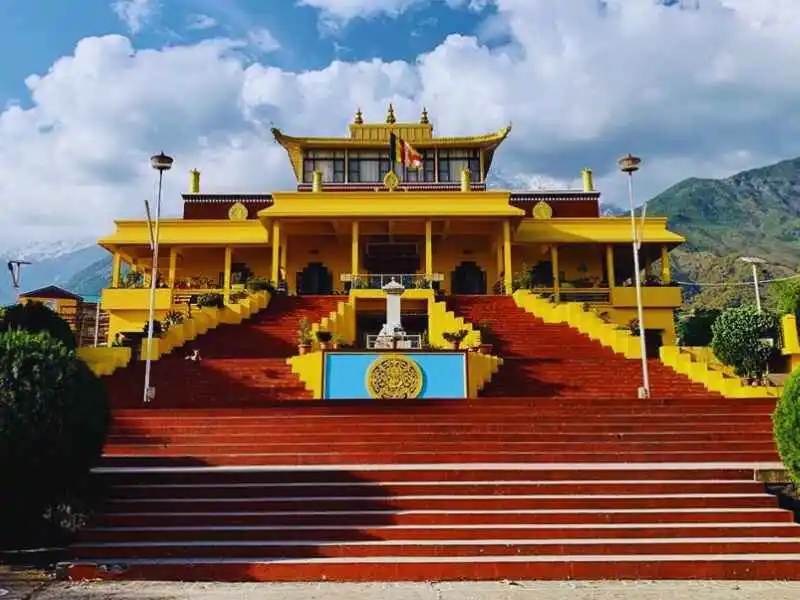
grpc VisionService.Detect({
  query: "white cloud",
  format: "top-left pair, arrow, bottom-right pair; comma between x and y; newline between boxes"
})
111,0 -> 159,34
3,0 -> 800,249
186,14 -> 218,31
298,0 -> 423,23
247,28 -> 280,53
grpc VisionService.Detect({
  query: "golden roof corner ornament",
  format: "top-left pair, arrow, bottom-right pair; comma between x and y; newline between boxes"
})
532,200 -> 553,220
228,202 -> 248,221
386,103 -> 396,124
354,108 -> 364,125
420,107 -> 429,124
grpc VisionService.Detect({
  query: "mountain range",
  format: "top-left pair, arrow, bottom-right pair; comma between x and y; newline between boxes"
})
3,156 -> 799,309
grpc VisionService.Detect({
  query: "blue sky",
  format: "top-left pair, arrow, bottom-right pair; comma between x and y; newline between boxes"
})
1,0 -> 800,250
0,0 -> 499,104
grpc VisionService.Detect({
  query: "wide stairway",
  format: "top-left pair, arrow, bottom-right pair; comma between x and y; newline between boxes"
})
447,295 -> 716,399
105,295 -> 340,408
62,397 -> 800,581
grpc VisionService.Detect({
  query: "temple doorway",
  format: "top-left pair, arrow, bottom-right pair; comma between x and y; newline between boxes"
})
296,262 -> 334,295
452,261 -> 487,294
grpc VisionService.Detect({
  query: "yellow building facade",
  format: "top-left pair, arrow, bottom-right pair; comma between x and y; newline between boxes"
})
98,106 -> 684,347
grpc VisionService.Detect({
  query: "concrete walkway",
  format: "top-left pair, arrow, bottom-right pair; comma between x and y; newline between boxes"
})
16,581 -> 800,600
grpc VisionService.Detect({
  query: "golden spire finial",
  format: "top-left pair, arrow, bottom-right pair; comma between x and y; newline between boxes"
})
354,107 -> 363,125
386,103 -> 396,124
420,107 -> 429,124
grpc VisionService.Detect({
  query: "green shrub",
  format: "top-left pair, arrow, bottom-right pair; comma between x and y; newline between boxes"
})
0,301 -> 76,350
0,330 -> 110,546
773,368 -> 800,485
141,319 -> 165,337
246,277 -> 275,293
198,292 -> 224,308
711,306 -> 779,380
676,308 -> 721,347
768,276 -> 800,317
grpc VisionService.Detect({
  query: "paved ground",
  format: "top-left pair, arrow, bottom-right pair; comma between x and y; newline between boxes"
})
0,581 -> 796,600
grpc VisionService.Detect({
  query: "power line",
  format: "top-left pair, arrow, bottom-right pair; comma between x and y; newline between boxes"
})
672,273 -> 800,288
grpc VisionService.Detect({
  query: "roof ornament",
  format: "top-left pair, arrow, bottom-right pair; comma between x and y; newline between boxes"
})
386,103 -> 396,124
420,107 -> 429,124
354,108 -> 364,125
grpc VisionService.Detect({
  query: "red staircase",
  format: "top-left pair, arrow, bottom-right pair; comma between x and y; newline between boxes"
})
105,295 -> 340,408
447,295 -> 717,399
62,397 -> 800,581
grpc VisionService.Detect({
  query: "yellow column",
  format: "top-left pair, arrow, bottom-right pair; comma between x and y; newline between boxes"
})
271,222 -> 281,284
502,220 -> 512,295
168,248 -> 178,289
425,220 -> 433,276
111,252 -> 121,288
551,245 -> 560,300
351,221 -> 359,275
223,247 -> 232,304
606,244 -> 616,288
661,245 -> 671,283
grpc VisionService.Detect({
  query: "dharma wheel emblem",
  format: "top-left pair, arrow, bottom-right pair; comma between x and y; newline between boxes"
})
228,202 -> 248,221
366,354 -> 424,399
383,170 -> 400,191
532,201 -> 553,220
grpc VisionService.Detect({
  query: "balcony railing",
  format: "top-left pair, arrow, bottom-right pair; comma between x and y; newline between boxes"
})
341,273 -> 444,290
366,334 -> 423,350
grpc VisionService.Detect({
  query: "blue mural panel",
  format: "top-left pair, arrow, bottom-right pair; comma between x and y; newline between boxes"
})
324,352 -> 466,400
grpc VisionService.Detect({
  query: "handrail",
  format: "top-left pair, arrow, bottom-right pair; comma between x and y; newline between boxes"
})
366,334 -> 422,350
341,273 -> 444,289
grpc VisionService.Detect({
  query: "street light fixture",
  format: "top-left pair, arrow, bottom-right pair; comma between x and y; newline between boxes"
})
739,256 -> 767,312
618,153 -> 650,400
143,151 -> 174,404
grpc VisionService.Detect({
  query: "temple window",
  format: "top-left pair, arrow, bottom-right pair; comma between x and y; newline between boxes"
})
303,150 -> 345,183
347,151 -> 392,182
438,149 -> 480,182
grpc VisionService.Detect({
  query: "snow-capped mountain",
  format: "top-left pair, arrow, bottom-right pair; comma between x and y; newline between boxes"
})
0,239 -> 108,305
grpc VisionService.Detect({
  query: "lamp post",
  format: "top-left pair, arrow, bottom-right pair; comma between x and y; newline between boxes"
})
143,151 -> 174,404
739,256 -> 767,312
7,260 -> 31,302
618,153 -> 650,400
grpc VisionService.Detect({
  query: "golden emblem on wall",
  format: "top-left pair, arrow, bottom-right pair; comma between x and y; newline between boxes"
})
383,170 -> 400,191
366,354 -> 424,399
532,200 -> 553,220
228,202 -> 248,221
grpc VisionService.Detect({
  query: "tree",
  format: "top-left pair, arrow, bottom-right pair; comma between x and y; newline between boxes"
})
710,306 -> 780,380
676,308 -> 721,347
0,301 -> 76,349
0,329 -> 110,546
773,368 -> 800,485
768,276 -> 800,317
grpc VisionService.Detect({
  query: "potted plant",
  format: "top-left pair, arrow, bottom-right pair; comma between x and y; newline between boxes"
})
297,318 -> 312,354
316,329 -> 333,350
477,320 -> 493,354
442,329 -> 469,350
330,332 -> 340,350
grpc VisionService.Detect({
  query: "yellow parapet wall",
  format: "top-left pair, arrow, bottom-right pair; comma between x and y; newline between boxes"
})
467,351 -> 503,397
311,298 -> 356,350
428,298 -> 481,349
781,314 -> 800,371
287,351 -> 324,398
659,346 -> 781,398
77,346 -> 132,377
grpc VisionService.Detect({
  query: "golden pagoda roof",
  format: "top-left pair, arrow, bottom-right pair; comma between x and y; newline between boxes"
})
271,106 -> 512,180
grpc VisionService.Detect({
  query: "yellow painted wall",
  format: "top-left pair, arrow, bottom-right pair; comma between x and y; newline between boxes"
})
433,235 -> 495,294
285,235 -> 350,293
511,244 -> 605,284
607,307 -> 677,346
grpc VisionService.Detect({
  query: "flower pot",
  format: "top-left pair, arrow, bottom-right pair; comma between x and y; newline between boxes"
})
298,343 -> 311,355
479,343 -> 493,354
320,342 -> 329,350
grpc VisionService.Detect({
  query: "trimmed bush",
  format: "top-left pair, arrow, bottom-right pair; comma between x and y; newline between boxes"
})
0,329 -> 110,546
0,301 -> 76,349
711,306 -> 779,380
676,308 -> 721,347
774,368 -> 800,485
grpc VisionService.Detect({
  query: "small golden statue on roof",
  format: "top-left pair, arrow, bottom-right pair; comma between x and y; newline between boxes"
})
386,103 -> 396,124
420,107 -> 429,124
354,108 -> 363,125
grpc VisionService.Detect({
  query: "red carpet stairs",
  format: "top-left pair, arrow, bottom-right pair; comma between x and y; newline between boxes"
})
60,295 -> 800,581
447,295 -> 716,399
105,295 -> 340,408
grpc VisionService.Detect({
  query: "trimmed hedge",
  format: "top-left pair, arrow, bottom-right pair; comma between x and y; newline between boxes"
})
774,368 -> 800,485
676,308 -> 720,347
0,329 -> 110,545
710,306 -> 779,380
